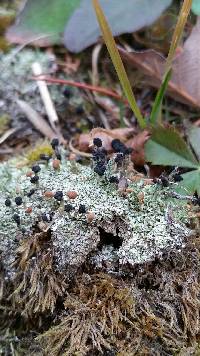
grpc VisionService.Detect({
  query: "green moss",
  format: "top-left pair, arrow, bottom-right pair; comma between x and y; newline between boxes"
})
25,142 -> 53,163
0,114 -> 10,134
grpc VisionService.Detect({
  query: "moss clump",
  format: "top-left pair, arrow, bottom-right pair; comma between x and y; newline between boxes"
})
37,273 -> 135,355
36,248 -> 200,355
0,8 -> 15,52
10,231 -> 67,316
25,142 -> 53,163
0,114 -> 10,134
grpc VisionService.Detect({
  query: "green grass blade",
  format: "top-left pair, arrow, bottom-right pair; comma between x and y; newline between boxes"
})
92,0 -> 146,129
149,69 -> 172,125
149,0 -> 192,126
165,0 -> 192,74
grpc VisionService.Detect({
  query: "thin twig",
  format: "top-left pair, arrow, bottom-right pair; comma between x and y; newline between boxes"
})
95,96 -> 119,121
69,139 -> 92,158
16,99 -> 60,141
0,128 -> 18,145
92,43 -> 103,86
97,108 -> 111,129
167,191 -> 194,202
31,76 -> 128,104
32,62 -> 59,130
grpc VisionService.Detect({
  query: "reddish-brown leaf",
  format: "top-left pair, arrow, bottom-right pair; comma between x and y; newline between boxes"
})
118,18 -> 200,109
127,130 -> 150,166
78,127 -> 136,153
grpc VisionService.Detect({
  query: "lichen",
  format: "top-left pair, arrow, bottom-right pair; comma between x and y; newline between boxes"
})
0,149 -> 190,279
0,49 -> 64,119
0,48 -> 85,124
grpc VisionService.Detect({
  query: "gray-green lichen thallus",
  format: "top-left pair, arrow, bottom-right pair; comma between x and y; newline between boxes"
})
0,137 -> 191,280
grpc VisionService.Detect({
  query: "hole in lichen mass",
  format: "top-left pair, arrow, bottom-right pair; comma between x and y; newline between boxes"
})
98,227 -> 123,249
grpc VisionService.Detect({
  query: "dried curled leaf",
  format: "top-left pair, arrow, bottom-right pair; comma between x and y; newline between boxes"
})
127,130 -> 150,166
78,127 -> 135,152
119,18 -> 200,110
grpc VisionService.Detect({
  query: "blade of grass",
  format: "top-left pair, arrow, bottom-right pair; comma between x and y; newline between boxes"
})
165,0 -> 192,74
92,0 -> 146,129
149,69 -> 171,125
150,0 -> 192,125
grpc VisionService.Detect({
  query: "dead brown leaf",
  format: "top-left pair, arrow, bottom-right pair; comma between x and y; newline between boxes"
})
126,130 -> 150,166
172,17 -> 200,107
78,127 -> 136,153
118,18 -> 200,109
78,127 -> 151,167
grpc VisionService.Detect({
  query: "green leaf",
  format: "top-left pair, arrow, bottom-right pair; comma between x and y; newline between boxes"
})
192,0 -> 200,15
188,126 -> 200,160
92,0 -> 146,129
6,0 -> 80,45
145,126 -> 199,168
149,70 -> 172,125
177,169 -> 200,195
65,0 -> 172,52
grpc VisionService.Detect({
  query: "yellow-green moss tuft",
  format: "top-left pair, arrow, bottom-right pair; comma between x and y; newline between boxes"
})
0,114 -> 10,135
25,142 -> 53,163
